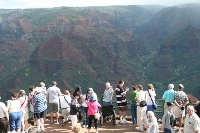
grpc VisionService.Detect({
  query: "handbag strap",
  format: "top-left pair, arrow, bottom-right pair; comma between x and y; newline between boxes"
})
21,96 -> 27,107
147,90 -> 154,103
64,96 -> 68,103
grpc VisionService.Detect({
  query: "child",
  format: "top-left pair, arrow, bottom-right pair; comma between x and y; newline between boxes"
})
146,111 -> 159,133
69,94 -> 81,131
162,102 -> 175,133
84,94 -> 101,133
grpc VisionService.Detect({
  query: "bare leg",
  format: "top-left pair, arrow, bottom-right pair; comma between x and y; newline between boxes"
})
119,111 -> 122,118
122,111 -> 126,118
24,120 -> 28,131
56,112 -> 59,123
179,117 -> 183,128
50,112 -> 54,123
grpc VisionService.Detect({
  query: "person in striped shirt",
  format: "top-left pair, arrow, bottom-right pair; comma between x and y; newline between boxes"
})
115,80 -> 129,124
33,87 -> 47,132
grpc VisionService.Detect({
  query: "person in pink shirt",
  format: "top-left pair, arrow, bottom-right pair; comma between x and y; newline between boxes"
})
17,90 -> 29,133
85,94 -> 101,133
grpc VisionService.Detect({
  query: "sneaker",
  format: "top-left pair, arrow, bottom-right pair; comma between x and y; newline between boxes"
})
135,127 -> 140,130
62,119 -> 65,123
34,121 -> 36,126
175,128 -> 180,132
135,127 -> 143,131
41,126 -> 44,131
83,125 -> 86,128
120,119 -> 124,124
123,118 -> 127,124
86,125 -> 88,127
34,128 -> 41,132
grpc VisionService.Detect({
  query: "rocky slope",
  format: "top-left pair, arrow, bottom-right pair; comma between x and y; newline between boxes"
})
0,4 -> 200,101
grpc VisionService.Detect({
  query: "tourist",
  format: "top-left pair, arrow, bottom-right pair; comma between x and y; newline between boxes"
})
73,86 -> 82,97
70,94 -> 81,131
135,84 -> 147,131
17,90 -> 29,133
130,86 -> 138,125
0,97 -> 10,133
194,101 -> 200,118
102,82 -> 114,106
162,84 -> 175,112
162,102 -> 175,133
88,88 -> 97,101
39,82 -> 48,122
146,84 -> 156,113
32,87 -> 47,132
85,94 -> 101,133
59,90 -> 71,123
28,86 -> 35,125
146,111 -> 159,133
7,92 -> 22,133
115,80 -> 129,124
173,84 -> 189,132
184,106 -> 200,133
81,90 -> 92,128
46,81 -> 62,124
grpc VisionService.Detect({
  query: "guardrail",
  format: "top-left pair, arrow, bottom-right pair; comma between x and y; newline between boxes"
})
98,96 -> 165,119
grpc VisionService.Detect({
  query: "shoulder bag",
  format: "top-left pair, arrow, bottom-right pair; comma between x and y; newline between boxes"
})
139,92 -> 147,107
147,90 -> 158,110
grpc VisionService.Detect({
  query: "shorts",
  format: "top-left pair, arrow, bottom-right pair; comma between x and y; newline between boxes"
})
118,105 -> 128,111
49,103 -> 59,113
172,105 -> 185,118
34,111 -> 45,120
21,108 -> 29,121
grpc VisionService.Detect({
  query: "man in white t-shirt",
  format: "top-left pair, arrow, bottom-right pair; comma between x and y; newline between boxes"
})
46,81 -> 62,124
59,90 -> 71,123
103,82 -> 114,106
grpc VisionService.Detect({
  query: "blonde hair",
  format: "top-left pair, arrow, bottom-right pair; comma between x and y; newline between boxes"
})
64,90 -> 70,95
19,90 -> 26,96
148,84 -> 154,89
73,123 -> 81,133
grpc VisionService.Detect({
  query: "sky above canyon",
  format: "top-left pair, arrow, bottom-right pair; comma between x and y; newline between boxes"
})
0,0 -> 200,9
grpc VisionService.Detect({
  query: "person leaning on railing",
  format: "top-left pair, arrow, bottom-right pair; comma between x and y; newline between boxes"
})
162,84 -> 175,112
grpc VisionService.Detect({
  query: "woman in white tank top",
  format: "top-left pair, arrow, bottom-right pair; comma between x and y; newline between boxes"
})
7,92 -> 22,133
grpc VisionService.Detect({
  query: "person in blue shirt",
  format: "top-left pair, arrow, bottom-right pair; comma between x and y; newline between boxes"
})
162,84 -> 175,112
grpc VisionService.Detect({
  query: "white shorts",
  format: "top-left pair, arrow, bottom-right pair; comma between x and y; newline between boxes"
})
172,105 -> 185,118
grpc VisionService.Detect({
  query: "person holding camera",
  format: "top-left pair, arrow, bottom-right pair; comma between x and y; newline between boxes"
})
115,80 -> 129,124
173,84 -> 189,132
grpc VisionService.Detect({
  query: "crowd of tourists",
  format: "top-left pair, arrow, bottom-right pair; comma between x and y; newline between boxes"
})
0,80 -> 200,133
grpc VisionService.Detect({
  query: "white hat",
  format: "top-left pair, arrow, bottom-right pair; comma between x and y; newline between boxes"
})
34,87 -> 42,93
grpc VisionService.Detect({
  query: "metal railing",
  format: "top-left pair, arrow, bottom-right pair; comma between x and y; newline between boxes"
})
98,96 -> 165,119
